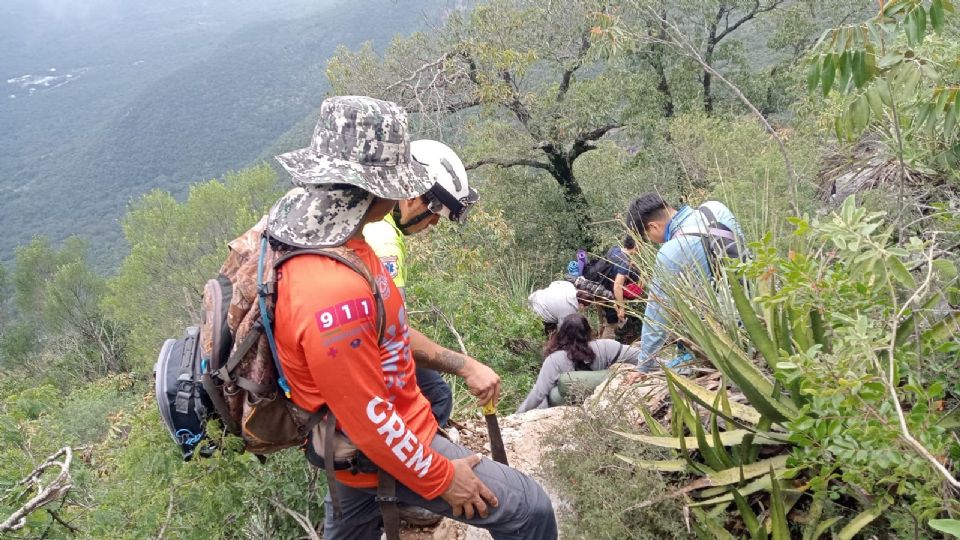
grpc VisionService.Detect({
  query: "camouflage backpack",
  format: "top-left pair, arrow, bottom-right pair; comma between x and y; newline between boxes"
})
154,216 -> 386,459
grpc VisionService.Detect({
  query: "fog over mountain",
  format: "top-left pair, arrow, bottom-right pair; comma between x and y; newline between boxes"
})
0,0 -> 445,266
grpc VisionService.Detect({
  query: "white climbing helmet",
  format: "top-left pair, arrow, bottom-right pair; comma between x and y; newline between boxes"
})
410,139 -> 479,224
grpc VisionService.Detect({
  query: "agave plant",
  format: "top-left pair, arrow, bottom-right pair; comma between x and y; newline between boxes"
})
616,196 -> 960,539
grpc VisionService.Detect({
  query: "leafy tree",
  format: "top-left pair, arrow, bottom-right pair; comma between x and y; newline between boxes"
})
808,0 -> 960,173
105,165 -> 281,364
0,236 -> 126,380
328,0 -> 661,247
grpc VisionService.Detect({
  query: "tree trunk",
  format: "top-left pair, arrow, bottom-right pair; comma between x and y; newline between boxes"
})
703,19 -> 718,114
543,150 -> 595,249
703,41 -> 716,114
653,10 -> 675,118
655,55 -> 675,118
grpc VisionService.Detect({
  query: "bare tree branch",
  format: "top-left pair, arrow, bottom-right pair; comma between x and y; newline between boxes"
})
403,97 -> 481,114
269,498 -> 321,540
880,235 -> 960,489
385,52 -> 456,92
714,0 -> 785,44
569,123 -> 622,161
465,157 -> 555,172
557,29 -> 592,101
1,447 -> 74,533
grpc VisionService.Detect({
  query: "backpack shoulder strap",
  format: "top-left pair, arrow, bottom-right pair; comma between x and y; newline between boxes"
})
271,246 -> 388,345
698,205 -> 737,241
698,205 -> 719,227
611,342 -> 624,365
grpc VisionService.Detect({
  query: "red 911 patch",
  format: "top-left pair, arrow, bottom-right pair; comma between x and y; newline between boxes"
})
314,297 -> 374,331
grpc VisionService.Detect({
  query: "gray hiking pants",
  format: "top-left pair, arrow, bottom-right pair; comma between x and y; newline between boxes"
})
322,435 -> 558,540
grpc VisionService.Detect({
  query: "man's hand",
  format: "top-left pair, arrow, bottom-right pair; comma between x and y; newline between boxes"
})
458,357 -> 500,406
407,327 -> 501,405
616,306 -> 626,322
440,454 -> 499,519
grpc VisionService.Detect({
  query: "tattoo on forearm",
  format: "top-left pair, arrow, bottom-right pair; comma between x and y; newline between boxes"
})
412,348 -> 465,374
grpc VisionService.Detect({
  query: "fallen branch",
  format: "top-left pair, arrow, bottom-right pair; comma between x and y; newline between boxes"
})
269,497 -> 321,540
0,447 -> 74,533
155,485 -> 175,539
880,236 -> 960,489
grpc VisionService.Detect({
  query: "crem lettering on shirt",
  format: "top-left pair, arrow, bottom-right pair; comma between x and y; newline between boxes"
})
366,396 -> 433,477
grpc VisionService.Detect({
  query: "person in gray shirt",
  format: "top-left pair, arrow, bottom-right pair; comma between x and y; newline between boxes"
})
517,313 -> 643,413
527,280 -> 591,336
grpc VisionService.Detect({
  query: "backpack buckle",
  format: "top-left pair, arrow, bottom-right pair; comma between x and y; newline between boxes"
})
257,282 -> 276,298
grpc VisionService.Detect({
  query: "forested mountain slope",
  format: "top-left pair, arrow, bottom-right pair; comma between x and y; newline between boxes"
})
0,0 -> 451,266
0,1 -> 957,538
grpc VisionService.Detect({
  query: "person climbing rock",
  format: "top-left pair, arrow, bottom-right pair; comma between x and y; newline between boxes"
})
527,280 -> 593,336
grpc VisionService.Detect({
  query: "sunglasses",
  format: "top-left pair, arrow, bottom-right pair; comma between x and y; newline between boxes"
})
423,185 -> 479,224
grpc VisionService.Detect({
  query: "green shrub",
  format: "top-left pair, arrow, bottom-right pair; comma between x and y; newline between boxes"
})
544,410 -> 690,539
406,206 -> 546,413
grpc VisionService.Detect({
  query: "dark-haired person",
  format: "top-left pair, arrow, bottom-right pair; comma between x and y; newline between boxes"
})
516,314 -> 642,413
608,235 -> 644,338
624,193 -> 744,372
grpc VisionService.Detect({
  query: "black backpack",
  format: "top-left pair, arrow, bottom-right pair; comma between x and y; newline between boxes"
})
582,257 -> 617,290
676,205 -> 746,278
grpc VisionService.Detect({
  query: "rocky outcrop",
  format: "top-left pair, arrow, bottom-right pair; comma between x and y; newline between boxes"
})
420,407 -> 575,539
402,365 -> 724,538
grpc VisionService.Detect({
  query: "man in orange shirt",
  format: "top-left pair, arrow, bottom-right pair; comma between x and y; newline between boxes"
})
268,96 -> 557,540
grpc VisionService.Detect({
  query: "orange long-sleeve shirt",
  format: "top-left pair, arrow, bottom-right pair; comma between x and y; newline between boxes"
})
273,238 -> 454,500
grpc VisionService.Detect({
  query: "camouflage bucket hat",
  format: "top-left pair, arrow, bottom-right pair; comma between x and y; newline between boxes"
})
274,96 -> 433,200
266,185 -> 375,248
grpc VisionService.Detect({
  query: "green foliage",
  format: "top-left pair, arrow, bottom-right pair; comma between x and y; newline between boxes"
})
0,236 -> 128,381
544,410 -> 690,539
85,401 -> 323,539
104,165 -> 281,365
768,199 -> 959,533
807,0 -> 960,171
931,518 -> 960,537
663,114 -> 821,240
0,373 -> 325,538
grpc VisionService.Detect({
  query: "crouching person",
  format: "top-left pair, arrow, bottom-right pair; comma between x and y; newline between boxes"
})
268,96 -> 557,540
528,279 -> 592,337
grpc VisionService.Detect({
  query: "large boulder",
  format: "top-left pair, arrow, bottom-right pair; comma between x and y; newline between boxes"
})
582,363 -> 667,425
